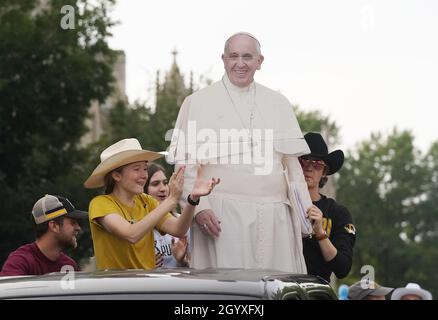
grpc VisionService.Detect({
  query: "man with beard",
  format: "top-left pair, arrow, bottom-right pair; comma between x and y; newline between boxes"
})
0,195 -> 88,276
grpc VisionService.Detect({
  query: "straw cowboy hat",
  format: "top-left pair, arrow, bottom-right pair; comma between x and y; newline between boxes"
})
303,132 -> 344,175
84,138 -> 163,189
391,283 -> 433,300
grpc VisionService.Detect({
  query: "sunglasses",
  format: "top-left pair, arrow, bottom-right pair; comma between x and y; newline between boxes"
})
299,157 -> 327,171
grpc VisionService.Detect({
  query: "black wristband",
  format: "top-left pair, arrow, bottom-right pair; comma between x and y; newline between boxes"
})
187,194 -> 200,206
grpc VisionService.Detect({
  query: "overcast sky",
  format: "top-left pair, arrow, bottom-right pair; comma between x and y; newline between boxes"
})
107,0 -> 438,153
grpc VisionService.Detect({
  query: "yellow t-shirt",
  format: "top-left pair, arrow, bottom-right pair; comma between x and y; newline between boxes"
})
89,193 -> 171,270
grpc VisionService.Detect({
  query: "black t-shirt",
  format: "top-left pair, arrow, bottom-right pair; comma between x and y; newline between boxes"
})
302,194 -> 356,282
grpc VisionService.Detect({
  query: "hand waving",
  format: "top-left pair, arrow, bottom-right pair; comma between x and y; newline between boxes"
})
168,166 -> 185,202
190,165 -> 220,200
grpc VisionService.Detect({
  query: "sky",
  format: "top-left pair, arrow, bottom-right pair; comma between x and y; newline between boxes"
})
107,0 -> 438,153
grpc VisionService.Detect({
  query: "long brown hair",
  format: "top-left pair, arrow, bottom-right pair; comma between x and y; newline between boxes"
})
319,167 -> 329,189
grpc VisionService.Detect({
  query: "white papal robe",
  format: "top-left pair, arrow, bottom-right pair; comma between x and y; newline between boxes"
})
167,74 -> 313,273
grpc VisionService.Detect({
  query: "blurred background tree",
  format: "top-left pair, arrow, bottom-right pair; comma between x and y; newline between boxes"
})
295,106 -> 340,146
0,1 -> 437,299
337,129 -> 437,297
295,111 -> 438,298
0,0 -> 116,265
100,51 -> 194,175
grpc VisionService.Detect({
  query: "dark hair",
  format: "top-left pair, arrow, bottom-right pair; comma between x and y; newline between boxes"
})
103,166 -> 124,194
145,163 -> 166,194
319,176 -> 328,188
319,166 -> 329,188
35,216 -> 65,239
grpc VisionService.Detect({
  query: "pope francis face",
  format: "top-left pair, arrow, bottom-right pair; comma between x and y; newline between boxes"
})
222,34 -> 264,88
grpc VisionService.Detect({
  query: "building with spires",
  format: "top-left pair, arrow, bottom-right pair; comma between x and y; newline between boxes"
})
146,49 -> 194,152
155,48 -> 193,112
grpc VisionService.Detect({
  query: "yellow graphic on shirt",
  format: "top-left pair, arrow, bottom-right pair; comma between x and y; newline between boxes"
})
322,218 -> 332,237
344,224 -> 356,235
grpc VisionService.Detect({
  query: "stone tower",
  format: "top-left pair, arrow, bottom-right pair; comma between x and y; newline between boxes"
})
81,50 -> 127,145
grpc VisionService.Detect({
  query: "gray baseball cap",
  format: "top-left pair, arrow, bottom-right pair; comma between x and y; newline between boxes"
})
348,281 -> 394,300
32,194 -> 88,224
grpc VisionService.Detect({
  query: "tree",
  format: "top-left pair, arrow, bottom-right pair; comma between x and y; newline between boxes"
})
0,0 -> 116,265
149,58 -> 192,153
104,100 -> 154,145
336,129 -> 438,297
101,56 -> 192,175
417,141 -> 438,245
410,141 -> 438,296
295,106 -> 340,146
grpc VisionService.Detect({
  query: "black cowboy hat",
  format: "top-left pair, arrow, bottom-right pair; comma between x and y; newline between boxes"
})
303,132 -> 344,175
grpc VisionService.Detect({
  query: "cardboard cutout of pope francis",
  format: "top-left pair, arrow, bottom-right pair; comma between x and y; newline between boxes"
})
166,32 -> 313,273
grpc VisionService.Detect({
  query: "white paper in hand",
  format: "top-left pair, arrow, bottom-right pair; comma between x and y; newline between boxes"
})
293,188 -> 313,237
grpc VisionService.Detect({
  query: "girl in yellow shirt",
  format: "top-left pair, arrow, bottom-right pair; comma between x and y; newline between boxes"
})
84,138 -> 219,270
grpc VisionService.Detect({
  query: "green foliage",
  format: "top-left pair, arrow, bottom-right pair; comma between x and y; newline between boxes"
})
151,94 -> 181,152
0,0 -> 116,265
100,65 -> 191,175
418,141 -> 438,243
2,7 -> 437,296
99,99 -> 173,174
105,100 -> 154,145
294,106 -> 340,145
337,128 -> 437,297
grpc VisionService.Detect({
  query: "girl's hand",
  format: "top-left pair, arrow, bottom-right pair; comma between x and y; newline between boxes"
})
190,165 -> 220,201
307,205 -> 325,237
171,236 -> 188,263
168,166 -> 185,202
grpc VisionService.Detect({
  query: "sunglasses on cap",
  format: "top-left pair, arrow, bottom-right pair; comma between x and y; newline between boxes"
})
299,157 -> 327,171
